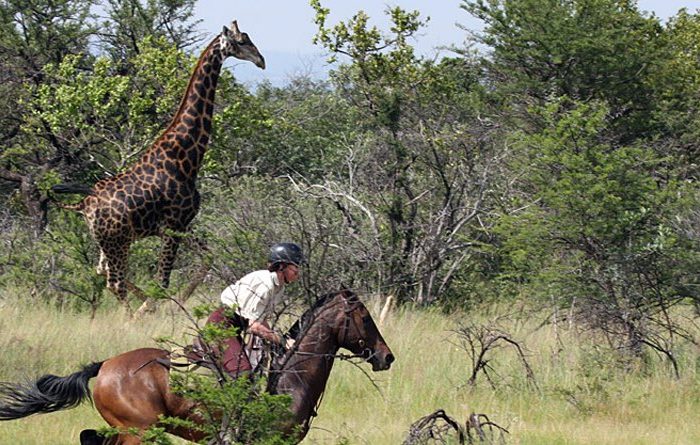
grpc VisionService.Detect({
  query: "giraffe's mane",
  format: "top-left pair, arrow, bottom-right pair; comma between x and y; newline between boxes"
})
162,35 -> 221,136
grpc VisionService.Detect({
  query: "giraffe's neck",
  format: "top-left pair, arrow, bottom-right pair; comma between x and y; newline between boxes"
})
158,36 -> 225,175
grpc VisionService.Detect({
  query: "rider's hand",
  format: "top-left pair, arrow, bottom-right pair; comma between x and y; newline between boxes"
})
285,337 -> 295,350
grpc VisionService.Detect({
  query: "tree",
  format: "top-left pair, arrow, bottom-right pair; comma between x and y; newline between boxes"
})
31,36 -> 192,178
309,1 -> 504,304
646,9 -> 700,181
0,0 -> 95,231
460,0 -> 665,140
99,0 -> 203,70
495,99 -> 699,373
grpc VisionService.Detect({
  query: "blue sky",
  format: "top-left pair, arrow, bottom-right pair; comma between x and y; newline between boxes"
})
192,1 -> 700,86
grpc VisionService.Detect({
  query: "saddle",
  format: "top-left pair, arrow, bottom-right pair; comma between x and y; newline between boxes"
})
161,336 -> 271,381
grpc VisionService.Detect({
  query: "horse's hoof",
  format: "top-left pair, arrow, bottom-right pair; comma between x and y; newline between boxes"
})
79,429 -> 105,445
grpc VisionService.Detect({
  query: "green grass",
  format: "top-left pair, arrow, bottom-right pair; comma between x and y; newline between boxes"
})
0,294 -> 697,444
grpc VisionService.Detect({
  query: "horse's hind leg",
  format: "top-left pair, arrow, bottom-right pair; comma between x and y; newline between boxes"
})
114,435 -> 142,445
80,429 -> 149,445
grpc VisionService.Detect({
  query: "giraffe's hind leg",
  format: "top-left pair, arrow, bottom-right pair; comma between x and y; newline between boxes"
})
104,249 -> 127,303
96,250 -> 109,276
178,235 -> 211,304
135,232 -> 209,318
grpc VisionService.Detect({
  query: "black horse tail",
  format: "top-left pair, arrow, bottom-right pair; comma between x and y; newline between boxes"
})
0,361 -> 103,420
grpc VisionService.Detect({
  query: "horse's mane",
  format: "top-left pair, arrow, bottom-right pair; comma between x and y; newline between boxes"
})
267,289 -> 358,393
286,289 -> 358,341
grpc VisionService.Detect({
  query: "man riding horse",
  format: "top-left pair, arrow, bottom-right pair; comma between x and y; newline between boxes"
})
201,242 -> 305,377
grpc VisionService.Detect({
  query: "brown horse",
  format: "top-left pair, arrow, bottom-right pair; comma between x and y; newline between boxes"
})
0,290 -> 394,444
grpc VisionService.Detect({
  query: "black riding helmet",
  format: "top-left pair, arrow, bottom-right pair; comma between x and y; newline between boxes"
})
268,242 -> 306,267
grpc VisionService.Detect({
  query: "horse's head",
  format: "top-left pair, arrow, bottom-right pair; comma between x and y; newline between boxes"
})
335,290 -> 395,371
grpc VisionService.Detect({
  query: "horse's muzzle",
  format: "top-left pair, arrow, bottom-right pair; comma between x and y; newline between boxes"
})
371,351 -> 395,371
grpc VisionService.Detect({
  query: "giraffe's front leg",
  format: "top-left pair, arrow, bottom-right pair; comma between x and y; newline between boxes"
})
133,233 -> 182,319
99,240 -> 131,312
157,233 -> 182,289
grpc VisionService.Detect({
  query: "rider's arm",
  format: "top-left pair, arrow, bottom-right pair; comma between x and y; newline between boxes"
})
247,319 -> 283,345
248,320 -> 295,349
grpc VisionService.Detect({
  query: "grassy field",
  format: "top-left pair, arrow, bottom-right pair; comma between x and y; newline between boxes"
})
0,293 -> 698,445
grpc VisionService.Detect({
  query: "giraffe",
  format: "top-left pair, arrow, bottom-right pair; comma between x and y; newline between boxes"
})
53,21 -> 265,308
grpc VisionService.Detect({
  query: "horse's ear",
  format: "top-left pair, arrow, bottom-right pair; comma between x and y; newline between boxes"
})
337,287 -> 359,303
338,283 -> 356,300
339,277 -> 355,289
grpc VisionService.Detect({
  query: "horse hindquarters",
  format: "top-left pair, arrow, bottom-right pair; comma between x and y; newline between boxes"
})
92,348 -> 204,444
92,350 -> 171,438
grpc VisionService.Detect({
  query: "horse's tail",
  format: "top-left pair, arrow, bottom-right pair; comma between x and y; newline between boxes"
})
0,361 -> 103,420
49,183 -> 93,212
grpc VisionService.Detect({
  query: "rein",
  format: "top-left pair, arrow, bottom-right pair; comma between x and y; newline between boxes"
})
269,292 -> 376,389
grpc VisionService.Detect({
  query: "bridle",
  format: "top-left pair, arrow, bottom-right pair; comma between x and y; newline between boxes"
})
339,294 -> 375,361
281,293 -> 378,363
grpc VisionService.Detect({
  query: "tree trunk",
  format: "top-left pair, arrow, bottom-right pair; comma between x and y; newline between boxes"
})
0,168 -> 49,235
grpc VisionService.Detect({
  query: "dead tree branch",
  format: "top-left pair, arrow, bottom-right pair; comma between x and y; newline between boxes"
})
403,409 -> 509,445
454,320 -> 538,391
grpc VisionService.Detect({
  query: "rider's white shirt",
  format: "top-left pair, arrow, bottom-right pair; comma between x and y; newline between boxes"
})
220,270 -> 284,321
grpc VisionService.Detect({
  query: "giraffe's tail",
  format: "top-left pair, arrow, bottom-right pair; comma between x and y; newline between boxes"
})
49,183 -> 93,212
54,201 -> 86,212
51,183 -> 93,195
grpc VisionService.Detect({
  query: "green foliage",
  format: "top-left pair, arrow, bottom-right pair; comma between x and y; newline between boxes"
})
98,374 -> 295,444
0,210 -> 105,312
493,98 -> 699,366
100,425 -> 175,445
0,0 -> 94,69
462,0 -> 665,138
311,0 -> 427,124
101,0 -> 202,63
496,98 -> 691,291
166,375 -> 294,444
152,301 -> 294,445
645,9 -> 700,179
29,36 -> 192,178
203,77 -> 358,182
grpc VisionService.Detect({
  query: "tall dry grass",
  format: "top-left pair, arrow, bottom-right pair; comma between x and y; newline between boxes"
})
0,292 -> 698,445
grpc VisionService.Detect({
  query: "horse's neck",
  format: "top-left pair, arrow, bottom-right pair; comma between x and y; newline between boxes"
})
274,318 -> 339,423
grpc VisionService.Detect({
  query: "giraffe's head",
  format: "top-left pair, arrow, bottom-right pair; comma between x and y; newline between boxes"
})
220,20 -> 266,69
